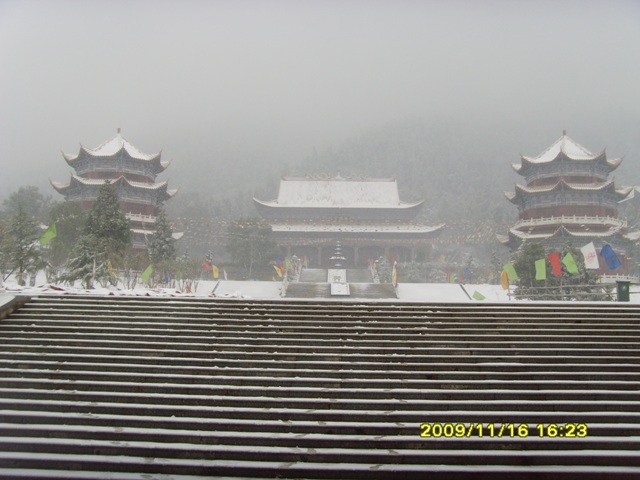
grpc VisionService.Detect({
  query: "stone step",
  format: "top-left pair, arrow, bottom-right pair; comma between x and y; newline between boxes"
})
3,422 -> 639,451
1,294 -> 640,478
298,269 -> 327,283
284,283 -> 331,298
3,358 -> 640,380
345,269 -> 373,283
348,283 -> 397,298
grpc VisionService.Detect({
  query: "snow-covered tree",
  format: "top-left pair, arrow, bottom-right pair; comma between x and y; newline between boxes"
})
46,201 -> 87,268
84,181 -> 131,258
57,235 -> 114,289
2,201 -> 43,285
146,208 -> 175,265
513,242 -> 606,301
1,186 -> 50,224
57,181 -> 129,288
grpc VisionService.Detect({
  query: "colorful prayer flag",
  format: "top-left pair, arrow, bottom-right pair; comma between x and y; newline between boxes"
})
472,291 -> 486,301
535,258 -> 546,280
600,244 -> 622,270
548,251 -> 562,276
39,223 -> 57,246
273,265 -> 283,278
580,242 -> 599,269
500,270 -> 509,290
204,260 -> 212,272
503,262 -> 519,281
562,252 -> 579,274
140,264 -> 153,283
212,264 -> 219,279
392,261 -> 398,287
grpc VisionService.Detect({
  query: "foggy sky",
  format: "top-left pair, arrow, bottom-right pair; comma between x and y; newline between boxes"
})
1,0 -> 639,199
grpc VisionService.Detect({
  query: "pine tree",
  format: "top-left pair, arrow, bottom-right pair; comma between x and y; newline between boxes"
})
3,201 -> 43,285
84,181 -> 131,258
513,242 -> 606,301
58,181 -> 130,288
147,208 -> 175,265
57,235 -> 114,289
46,201 -> 87,268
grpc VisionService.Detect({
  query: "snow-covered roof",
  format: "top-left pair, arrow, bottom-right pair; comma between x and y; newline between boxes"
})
523,132 -> 599,163
507,224 -> 625,241
52,175 -> 170,191
51,176 -> 177,200
63,130 -> 166,166
506,179 -> 631,204
513,131 -> 623,174
257,176 -> 422,208
619,186 -> 640,204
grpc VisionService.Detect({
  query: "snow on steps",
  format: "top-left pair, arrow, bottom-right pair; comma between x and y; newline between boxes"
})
0,295 -> 639,479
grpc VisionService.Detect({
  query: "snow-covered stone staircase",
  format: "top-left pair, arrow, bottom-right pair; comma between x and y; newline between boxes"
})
1,295 -> 640,479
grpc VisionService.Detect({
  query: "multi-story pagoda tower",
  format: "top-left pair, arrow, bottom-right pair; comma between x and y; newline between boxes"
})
499,131 -> 635,273
51,129 -> 177,250
254,175 -> 444,267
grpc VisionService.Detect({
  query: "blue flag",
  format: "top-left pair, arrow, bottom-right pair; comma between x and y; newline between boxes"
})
600,244 -> 622,270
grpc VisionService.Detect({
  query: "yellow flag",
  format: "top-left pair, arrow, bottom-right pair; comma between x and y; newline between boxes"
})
500,270 -> 509,290
212,264 -> 219,279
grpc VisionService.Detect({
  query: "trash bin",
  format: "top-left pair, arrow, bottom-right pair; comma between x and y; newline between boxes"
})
616,281 -> 630,302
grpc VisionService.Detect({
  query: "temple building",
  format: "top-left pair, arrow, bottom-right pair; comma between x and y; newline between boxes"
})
498,131 -> 637,274
254,175 -> 444,267
51,129 -> 178,250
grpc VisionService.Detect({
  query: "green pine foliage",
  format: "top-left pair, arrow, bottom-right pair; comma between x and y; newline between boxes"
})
57,181 -> 130,288
85,181 -> 131,257
46,201 -> 87,268
147,208 -> 176,265
57,235 -> 115,289
513,242 -> 608,301
3,201 -> 44,285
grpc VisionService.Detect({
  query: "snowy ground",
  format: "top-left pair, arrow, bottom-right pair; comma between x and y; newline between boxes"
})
2,273 -> 638,303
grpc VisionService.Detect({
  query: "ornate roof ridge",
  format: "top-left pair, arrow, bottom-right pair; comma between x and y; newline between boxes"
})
63,129 -> 162,163
54,174 -> 170,191
515,178 -> 617,194
521,130 -> 600,164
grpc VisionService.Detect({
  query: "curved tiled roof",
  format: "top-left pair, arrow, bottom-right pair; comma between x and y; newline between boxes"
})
513,132 -> 622,173
506,179 -> 632,204
62,131 -> 170,172
50,175 -> 177,197
255,176 -> 423,209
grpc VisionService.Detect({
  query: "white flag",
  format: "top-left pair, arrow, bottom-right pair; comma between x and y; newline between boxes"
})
580,242 -> 599,269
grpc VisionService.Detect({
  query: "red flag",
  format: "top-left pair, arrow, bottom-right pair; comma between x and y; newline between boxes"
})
204,260 -> 212,272
548,251 -> 562,276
